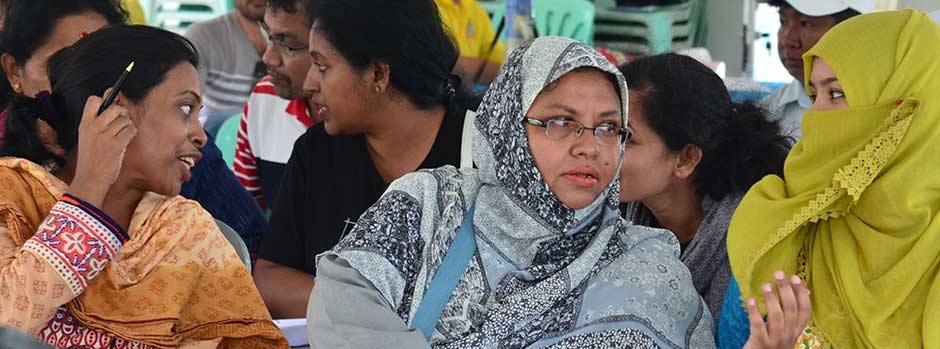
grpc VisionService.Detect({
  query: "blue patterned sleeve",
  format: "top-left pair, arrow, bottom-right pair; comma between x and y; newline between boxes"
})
180,134 -> 267,252
717,277 -> 750,349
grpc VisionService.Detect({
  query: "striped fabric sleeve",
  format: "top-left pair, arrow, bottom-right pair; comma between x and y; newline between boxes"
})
21,194 -> 127,296
234,103 -> 263,204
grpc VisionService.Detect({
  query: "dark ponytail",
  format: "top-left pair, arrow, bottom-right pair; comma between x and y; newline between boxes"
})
619,53 -> 792,200
696,101 -> 790,198
2,95 -> 63,166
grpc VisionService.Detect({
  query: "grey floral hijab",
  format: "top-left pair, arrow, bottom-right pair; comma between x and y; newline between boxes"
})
473,36 -> 627,233
321,37 -> 714,348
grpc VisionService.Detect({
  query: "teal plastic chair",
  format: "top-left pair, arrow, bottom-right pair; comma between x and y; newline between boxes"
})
593,0 -> 700,54
533,0 -> 595,45
215,114 -> 241,170
479,0 -> 506,20
490,2 -> 506,32
487,0 -> 594,45
150,0 -> 228,32
216,219 -> 251,272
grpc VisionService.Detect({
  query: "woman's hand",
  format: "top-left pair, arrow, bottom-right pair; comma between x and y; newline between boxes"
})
68,94 -> 137,207
743,271 -> 812,349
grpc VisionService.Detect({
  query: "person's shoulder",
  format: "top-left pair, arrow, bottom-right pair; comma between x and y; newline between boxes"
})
248,76 -> 277,96
245,77 -> 289,114
761,80 -> 804,107
153,193 -> 213,220
619,220 -> 682,259
388,165 -> 464,195
615,221 -> 701,295
184,13 -> 235,42
592,221 -> 711,339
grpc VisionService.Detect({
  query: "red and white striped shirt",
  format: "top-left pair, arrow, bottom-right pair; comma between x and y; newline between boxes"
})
235,76 -> 316,208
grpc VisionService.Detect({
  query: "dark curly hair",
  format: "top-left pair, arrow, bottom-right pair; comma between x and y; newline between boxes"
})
267,0 -> 320,26
0,25 -> 199,169
619,53 -> 792,200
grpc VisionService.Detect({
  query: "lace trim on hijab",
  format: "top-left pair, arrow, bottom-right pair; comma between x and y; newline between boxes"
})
740,98 -> 920,293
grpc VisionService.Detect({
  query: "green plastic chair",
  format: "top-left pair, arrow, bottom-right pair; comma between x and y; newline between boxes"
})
486,0 -> 594,45
215,114 -> 241,170
592,0 -> 701,54
149,0 -> 228,32
489,2 -> 506,31
479,0 -> 506,20
533,0 -> 595,45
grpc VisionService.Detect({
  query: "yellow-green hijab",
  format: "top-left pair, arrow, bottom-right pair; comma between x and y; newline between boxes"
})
727,10 -> 940,348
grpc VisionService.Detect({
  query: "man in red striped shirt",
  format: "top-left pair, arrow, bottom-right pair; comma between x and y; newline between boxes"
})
236,0 -> 320,210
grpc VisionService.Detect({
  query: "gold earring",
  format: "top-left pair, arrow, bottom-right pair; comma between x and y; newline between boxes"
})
675,170 -> 682,177
11,82 -> 20,93
374,85 -> 381,93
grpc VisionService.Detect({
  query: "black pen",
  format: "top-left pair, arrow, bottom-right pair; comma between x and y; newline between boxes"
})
96,61 -> 135,115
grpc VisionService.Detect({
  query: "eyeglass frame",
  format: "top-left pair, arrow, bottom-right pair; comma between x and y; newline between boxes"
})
259,21 -> 309,56
522,117 -> 631,146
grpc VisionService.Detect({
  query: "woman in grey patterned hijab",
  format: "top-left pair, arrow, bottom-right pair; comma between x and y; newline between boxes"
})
307,36 -> 714,348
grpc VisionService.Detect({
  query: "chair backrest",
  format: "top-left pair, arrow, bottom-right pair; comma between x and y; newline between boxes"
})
490,2 -> 506,31
215,219 -> 251,272
533,0 -> 596,45
592,0 -> 698,54
487,0 -> 595,45
150,0 -> 227,31
215,114 -> 241,169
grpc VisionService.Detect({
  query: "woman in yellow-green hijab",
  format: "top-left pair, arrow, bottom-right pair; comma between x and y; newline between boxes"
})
720,9 -> 940,348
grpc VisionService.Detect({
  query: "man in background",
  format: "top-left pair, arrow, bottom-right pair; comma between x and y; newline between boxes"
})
761,0 -> 872,139
235,0 -> 318,212
186,0 -> 268,135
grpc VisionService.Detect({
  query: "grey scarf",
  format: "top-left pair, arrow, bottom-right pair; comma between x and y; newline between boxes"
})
623,193 -> 742,326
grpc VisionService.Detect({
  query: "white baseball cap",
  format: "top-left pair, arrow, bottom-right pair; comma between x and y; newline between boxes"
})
778,0 -> 877,17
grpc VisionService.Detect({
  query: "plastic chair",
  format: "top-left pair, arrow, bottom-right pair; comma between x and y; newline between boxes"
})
153,10 -> 216,33
216,219 -> 251,272
489,2 -> 506,31
532,0 -> 595,45
592,0 -> 701,54
487,0 -> 594,45
479,0 -> 506,19
215,114 -> 241,170
152,0 -> 226,14
150,0 -> 226,32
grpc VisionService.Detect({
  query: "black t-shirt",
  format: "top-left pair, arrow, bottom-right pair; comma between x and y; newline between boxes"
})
257,105 -> 466,275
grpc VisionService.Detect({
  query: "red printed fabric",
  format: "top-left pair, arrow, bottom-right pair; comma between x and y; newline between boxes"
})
21,198 -> 124,296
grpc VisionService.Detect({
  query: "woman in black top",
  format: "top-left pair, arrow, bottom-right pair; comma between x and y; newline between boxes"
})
253,0 -> 474,319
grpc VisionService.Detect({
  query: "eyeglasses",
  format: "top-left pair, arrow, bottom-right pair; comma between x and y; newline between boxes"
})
523,117 -> 630,146
260,22 -> 309,56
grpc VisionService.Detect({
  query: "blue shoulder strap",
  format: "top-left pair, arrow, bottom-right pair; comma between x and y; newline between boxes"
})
410,204 -> 477,340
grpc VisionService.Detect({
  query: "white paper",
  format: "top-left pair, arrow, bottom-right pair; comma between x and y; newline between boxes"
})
273,318 -> 308,347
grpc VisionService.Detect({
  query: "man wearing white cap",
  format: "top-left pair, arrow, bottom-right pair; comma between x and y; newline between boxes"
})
761,0 -> 874,139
